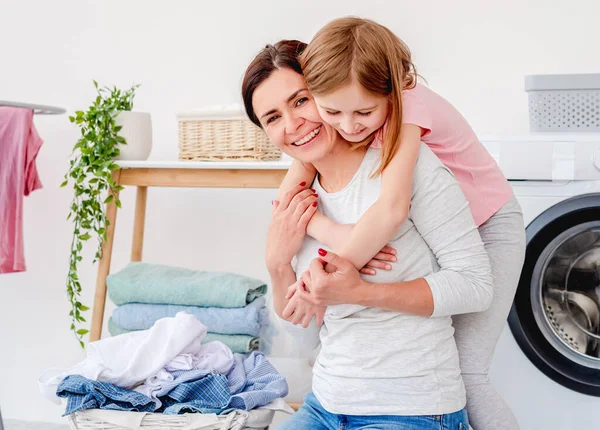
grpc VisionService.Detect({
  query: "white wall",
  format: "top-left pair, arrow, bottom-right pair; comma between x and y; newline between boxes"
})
1,0 -> 599,426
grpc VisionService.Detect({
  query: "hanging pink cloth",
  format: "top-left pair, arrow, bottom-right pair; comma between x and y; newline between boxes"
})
0,107 -> 44,273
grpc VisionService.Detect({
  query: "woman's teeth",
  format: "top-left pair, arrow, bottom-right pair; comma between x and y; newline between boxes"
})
293,125 -> 321,146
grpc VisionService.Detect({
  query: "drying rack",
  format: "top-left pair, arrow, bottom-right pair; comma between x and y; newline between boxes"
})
0,100 -> 65,430
0,100 -> 66,115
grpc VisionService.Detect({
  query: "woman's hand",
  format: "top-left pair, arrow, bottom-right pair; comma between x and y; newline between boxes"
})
265,185 -> 319,271
360,245 -> 397,275
293,249 -> 366,307
282,279 -> 326,328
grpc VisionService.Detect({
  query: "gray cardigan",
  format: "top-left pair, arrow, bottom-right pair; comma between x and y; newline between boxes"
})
279,144 -> 493,416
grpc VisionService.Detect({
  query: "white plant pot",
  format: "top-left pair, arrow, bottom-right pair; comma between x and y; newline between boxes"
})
114,111 -> 152,161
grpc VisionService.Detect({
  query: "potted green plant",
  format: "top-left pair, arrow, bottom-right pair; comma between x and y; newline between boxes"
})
62,81 -> 149,346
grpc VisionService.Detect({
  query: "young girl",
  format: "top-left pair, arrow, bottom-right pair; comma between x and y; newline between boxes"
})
277,17 -> 526,430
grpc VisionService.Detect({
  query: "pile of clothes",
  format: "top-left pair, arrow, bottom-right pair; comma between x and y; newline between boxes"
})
106,263 -> 272,353
39,312 -> 289,418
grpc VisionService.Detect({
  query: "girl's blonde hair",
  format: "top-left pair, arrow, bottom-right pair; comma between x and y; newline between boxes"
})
300,17 -> 419,176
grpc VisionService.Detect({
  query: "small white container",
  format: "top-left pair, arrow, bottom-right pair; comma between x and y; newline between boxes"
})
525,73 -> 600,132
114,111 -> 153,161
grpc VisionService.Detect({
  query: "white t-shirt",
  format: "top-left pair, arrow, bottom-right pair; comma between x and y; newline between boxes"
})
280,144 -> 493,416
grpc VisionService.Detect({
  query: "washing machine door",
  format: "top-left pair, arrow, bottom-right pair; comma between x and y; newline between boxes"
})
509,193 -> 600,395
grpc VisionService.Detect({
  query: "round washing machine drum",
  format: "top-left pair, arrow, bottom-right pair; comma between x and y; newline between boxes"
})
509,193 -> 600,395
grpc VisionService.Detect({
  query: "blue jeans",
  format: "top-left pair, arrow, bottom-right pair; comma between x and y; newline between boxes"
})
276,393 -> 469,430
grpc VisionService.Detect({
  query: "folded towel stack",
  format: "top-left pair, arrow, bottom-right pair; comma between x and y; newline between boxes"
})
107,262 -> 271,353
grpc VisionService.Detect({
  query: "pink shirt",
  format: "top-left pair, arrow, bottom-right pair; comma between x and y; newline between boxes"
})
0,107 -> 43,273
372,83 -> 513,226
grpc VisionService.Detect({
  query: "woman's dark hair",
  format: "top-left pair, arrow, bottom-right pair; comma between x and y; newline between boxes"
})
242,40 -> 307,128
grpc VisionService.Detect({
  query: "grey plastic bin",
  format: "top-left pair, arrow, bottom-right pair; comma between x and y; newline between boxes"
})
525,73 -> 600,132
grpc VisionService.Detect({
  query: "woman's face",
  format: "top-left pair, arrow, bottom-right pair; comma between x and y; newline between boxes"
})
252,68 -> 337,164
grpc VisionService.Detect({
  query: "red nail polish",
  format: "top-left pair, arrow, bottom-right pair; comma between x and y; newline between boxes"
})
299,181 -> 307,187
318,248 -> 327,256
310,188 -> 316,192
313,194 -> 318,197
312,202 -> 318,207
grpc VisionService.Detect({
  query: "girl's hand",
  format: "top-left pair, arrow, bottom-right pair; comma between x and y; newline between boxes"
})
324,223 -> 397,275
282,279 -> 326,327
266,184 -> 319,271
360,245 -> 397,275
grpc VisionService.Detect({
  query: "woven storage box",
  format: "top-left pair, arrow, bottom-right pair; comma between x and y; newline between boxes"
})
525,73 -> 600,132
67,408 -> 274,430
177,108 -> 281,161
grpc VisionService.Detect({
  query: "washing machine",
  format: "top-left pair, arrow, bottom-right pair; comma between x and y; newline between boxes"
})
480,133 -> 600,430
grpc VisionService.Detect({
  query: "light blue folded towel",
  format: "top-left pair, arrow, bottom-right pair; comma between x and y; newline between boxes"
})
107,262 -> 267,308
107,318 -> 260,353
111,298 -> 267,336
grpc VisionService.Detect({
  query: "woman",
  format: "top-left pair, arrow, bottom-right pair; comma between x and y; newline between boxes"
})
242,40 -> 493,430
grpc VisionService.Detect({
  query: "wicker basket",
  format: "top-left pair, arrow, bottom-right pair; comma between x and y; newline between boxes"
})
177,109 -> 281,162
67,408 -> 272,430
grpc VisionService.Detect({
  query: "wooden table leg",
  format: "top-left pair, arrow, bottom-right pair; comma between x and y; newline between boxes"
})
131,186 -> 148,262
89,170 -> 122,342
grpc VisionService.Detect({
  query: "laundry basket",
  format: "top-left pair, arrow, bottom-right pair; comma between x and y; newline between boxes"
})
67,408 -> 274,430
177,107 -> 281,161
525,73 -> 600,132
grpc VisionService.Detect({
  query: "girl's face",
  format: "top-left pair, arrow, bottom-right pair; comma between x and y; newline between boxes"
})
314,80 -> 389,143
252,68 -> 337,164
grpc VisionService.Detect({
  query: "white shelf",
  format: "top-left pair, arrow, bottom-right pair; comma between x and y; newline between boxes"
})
117,159 -> 292,170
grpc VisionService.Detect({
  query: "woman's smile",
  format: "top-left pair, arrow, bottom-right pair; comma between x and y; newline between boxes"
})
291,125 -> 322,148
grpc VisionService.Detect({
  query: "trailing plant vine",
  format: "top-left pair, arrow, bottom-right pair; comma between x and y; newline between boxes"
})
62,81 -> 139,346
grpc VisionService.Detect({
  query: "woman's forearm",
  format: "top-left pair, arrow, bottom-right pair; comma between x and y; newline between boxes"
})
268,263 -> 297,318
353,277 -> 434,316
270,262 -> 323,350
353,264 -> 492,318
